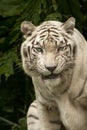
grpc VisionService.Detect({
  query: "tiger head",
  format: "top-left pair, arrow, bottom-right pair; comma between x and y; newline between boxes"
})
21,17 -> 87,96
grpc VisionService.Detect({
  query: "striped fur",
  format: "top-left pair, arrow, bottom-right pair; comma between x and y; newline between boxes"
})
27,100 -> 63,130
21,17 -> 87,130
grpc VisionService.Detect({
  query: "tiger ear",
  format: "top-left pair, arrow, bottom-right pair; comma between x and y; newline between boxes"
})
21,21 -> 36,38
61,17 -> 75,35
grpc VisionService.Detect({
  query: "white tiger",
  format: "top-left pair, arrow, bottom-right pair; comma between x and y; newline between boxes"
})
21,17 -> 87,130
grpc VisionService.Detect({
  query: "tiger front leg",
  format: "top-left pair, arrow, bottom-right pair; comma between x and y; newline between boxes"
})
27,100 -> 40,130
38,102 -> 62,130
27,100 -> 63,130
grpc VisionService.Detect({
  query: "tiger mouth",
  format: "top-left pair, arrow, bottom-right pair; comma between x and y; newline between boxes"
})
42,73 -> 61,80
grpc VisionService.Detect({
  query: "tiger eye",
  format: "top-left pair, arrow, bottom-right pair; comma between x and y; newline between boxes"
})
59,46 -> 67,51
34,47 -> 43,53
37,48 -> 43,52
57,46 -> 67,52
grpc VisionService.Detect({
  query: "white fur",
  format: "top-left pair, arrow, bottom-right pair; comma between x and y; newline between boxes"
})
21,18 -> 87,130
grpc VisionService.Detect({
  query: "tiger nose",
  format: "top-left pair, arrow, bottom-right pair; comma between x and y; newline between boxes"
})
45,65 -> 57,72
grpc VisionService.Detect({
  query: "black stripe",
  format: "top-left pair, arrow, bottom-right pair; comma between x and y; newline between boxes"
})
50,27 -> 60,30
31,104 -> 37,108
50,30 -> 59,35
29,35 -> 37,42
39,30 -> 47,35
31,40 -> 35,45
28,46 -> 30,55
50,120 -> 61,125
28,121 -> 35,125
27,114 -> 39,120
40,34 -> 46,38
37,27 -> 47,31
28,46 -> 32,61
61,123 -> 66,130
38,25 -> 47,29
62,33 -> 71,39
73,45 -> 77,57
64,38 -> 68,44
52,34 -> 59,37
23,47 -> 28,57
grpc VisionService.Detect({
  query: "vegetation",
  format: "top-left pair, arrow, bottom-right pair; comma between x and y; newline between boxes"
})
0,0 -> 87,130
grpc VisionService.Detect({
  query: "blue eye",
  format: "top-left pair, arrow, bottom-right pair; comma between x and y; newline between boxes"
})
59,46 -> 67,51
33,47 -> 43,53
36,48 -> 43,52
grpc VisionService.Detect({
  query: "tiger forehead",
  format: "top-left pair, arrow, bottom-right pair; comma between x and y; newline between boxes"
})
37,23 -> 60,32
30,21 -> 68,47
37,27 -> 60,39
36,22 -> 64,42
35,31 -> 65,46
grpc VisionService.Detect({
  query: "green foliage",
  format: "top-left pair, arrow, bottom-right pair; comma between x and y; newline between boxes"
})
0,48 -> 18,79
11,117 -> 27,130
0,0 -> 25,17
0,0 -> 87,130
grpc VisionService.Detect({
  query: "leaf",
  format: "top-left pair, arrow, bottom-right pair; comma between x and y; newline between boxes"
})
0,0 -> 25,17
0,26 -> 9,36
0,48 -> 18,79
0,56 -> 14,78
11,117 -> 27,130
0,116 -> 18,126
18,117 -> 27,130
52,0 -> 58,11
45,12 -> 62,21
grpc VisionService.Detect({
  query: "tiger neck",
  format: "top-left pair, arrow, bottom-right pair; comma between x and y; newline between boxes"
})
32,74 -> 72,103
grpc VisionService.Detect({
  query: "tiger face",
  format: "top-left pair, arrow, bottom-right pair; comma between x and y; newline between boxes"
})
21,18 -> 75,88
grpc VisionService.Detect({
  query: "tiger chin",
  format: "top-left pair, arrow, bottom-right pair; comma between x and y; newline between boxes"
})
21,17 -> 87,130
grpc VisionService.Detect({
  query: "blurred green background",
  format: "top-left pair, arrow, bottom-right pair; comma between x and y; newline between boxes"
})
0,0 -> 87,130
